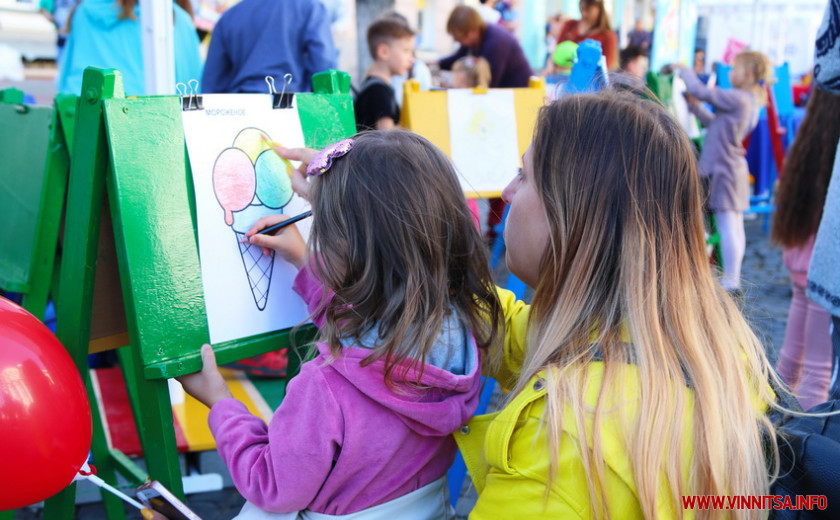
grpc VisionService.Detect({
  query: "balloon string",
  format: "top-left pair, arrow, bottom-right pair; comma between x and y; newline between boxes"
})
82,473 -> 147,511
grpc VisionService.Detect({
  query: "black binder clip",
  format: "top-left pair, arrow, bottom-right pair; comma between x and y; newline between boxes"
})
266,74 -> 294,109
177,79 -> 203,111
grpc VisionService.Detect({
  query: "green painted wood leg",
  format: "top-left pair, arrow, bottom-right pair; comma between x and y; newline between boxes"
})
0,510 -> 15,519
42,482 -> 77,519
50,68 -> 124,520
118,347 -> 185,499
21,100 -> 70,318
109,449 -> 149,486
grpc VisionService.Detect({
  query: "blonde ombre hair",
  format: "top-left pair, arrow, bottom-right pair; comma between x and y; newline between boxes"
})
514,89 -> 782,518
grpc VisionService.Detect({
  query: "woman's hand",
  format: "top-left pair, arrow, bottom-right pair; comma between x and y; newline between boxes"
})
269,145 -> 318,201
176,344 -> 232,409
244,214 -> 307,269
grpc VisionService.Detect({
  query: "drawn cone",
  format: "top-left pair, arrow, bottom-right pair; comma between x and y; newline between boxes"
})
234,231 -> 275,311
213,128 -> 295,311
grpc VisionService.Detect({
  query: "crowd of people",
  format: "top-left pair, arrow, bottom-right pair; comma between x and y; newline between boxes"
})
37,0 -> 840,518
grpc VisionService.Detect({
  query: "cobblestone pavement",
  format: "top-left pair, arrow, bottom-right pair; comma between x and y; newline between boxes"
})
14,217 -> 790,520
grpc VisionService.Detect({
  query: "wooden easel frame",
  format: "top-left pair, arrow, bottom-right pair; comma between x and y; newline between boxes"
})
43,67 -> 355,519
400,77 -> 546,199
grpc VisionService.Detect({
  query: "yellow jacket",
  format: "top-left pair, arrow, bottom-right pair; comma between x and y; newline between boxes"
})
455,288 -> 697,519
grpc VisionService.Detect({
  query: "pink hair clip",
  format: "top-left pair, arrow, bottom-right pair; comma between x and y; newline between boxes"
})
307,138 -> 355,176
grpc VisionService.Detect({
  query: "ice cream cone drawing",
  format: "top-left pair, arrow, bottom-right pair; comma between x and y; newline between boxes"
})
211,127 -> 295,310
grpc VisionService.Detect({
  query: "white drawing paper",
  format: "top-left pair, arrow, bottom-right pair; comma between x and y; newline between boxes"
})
447,89 -> 520,195
182,94 -> 311,344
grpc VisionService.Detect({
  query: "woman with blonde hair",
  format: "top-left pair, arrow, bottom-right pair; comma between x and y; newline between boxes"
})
457,88 -> 783,518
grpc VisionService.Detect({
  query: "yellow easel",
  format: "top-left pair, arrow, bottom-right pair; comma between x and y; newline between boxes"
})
400,77 -> 546,198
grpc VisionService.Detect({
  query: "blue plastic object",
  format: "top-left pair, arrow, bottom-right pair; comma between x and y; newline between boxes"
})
566,39 -> 607,94
716,64 -> 732,89
773,63 -> 794,118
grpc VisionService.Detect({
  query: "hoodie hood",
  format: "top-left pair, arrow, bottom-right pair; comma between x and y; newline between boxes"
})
316,318 -> 482,437
82,0 -> 139,29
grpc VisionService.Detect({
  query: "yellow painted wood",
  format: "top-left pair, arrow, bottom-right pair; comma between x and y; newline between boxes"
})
401,81 -> 451,156
174,369 -> 273,452
89,332 -> 130,353
401,77 -> 546,197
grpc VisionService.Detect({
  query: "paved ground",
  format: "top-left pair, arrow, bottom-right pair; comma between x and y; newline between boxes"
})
12,215 -> 790,519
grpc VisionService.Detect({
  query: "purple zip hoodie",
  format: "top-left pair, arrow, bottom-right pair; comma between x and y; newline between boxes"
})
207,265 -> 482,514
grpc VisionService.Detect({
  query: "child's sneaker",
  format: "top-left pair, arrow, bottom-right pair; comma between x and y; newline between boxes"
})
225,349 -> 289,378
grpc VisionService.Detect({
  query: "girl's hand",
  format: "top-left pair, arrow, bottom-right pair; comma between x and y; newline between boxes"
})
269,145 -> 318,201
176,344 -> 232,409
683,92 -> 699,106
244,214 -> 306,269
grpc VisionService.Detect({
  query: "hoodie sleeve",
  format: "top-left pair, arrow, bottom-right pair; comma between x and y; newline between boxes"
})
291,262 -> 334,328
208,361 -> 344,512
680,67 -> 746,113
488,286 -> 530,390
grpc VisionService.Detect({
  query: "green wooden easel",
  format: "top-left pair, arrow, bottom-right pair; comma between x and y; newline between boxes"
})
0,89 -> 75,319
0,89 -> 77,519
44,67 -> 355,519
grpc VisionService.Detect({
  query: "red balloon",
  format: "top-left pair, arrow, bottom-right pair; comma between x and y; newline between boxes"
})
0,297 -> 92,509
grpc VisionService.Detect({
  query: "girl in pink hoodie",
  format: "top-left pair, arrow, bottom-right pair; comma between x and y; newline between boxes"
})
178,130 -> 502,519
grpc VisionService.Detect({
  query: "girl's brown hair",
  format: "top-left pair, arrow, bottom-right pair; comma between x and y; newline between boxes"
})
771,87 -> 840,247
516,89 -> 781,518
308,130 -> 502,384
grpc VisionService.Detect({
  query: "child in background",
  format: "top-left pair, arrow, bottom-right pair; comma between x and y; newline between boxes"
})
451,56 -> 492,231
494,0 -> 518,33
355,18 -> 415,130
771,87 -> 840,409
381,11 -> 433,109
543,40 -> 578,99
618,45 -> 649,82
677,50 -> 771,294
178,130 -> 502,519
451,55 -> 492,89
